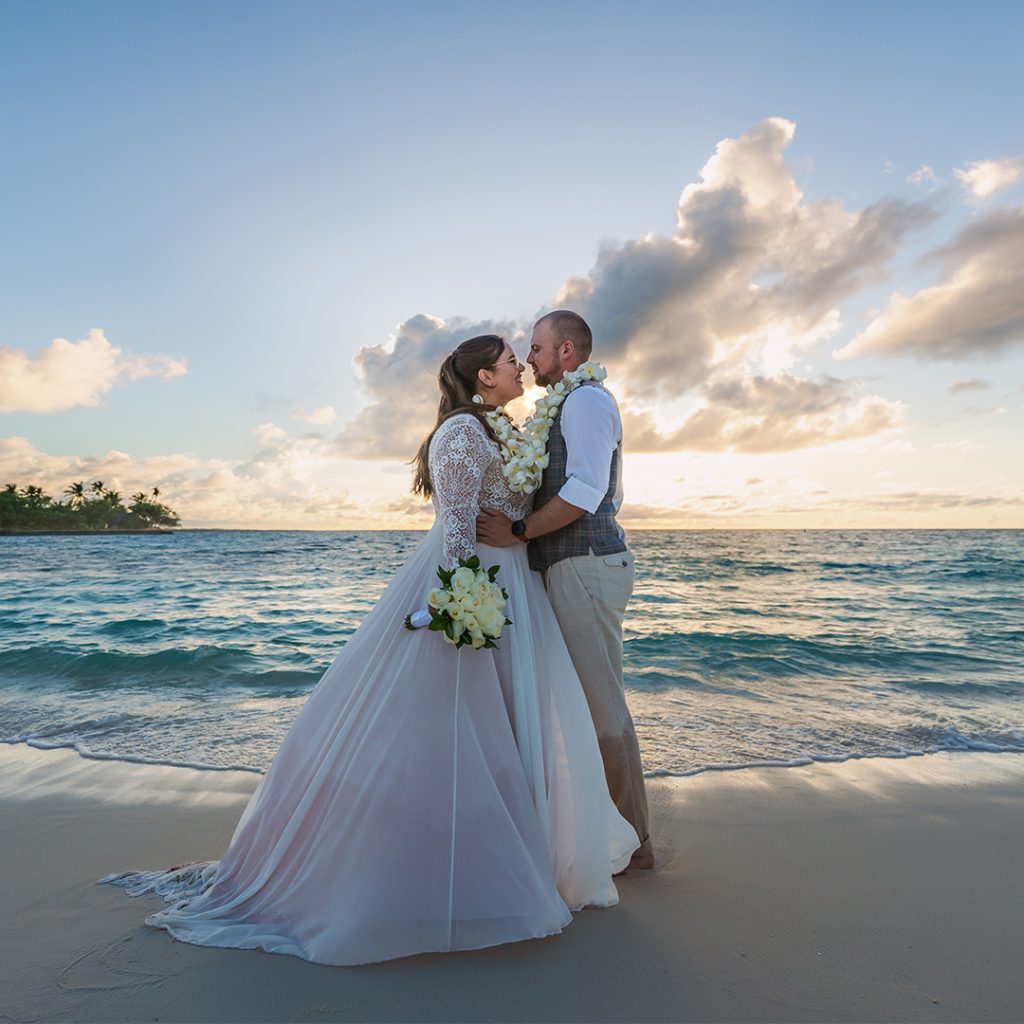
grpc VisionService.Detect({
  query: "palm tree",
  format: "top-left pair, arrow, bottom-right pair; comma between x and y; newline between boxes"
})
90,480 -> 105,497
132,491 -> 147,505
152,486 -> 160,498
21,486 -> 49,508
105,490 -> 122,507
64,481 -> 86,509
3,482 -> 16,495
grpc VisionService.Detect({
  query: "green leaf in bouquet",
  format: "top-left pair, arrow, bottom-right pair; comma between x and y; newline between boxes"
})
428,618 -> 447,631
463,555 -> 481,570
487,566 -> 499,582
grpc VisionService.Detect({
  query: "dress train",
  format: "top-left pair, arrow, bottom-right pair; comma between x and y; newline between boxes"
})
102,522 -> 637,966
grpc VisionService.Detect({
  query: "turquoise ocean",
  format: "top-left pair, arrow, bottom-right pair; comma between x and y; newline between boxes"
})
1,530 -> 1021,778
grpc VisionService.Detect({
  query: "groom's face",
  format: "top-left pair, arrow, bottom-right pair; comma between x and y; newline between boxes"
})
527,321 -> 563,387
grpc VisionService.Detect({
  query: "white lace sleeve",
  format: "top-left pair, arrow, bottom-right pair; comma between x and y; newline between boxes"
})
429,415 -> 495,568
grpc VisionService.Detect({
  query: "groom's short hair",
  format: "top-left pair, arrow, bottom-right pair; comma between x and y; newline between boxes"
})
536,310 -> 593,359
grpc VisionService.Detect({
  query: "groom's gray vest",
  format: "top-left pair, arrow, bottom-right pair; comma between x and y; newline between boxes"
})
528,381 -> 628,572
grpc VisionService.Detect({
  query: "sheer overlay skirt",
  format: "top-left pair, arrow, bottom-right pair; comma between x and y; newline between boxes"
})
101,521 -> 638,966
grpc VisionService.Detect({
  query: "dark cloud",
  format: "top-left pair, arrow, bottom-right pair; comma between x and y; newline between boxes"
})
772,198 -> 936,320
837,206 -> 1024,362
558,118 -> 934,400
556,235 -> 716,395
335,119 -> 924,459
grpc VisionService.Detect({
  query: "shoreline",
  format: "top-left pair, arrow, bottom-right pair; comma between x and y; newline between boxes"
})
2,744 -> 1022,1022
5,735 -> 1024,785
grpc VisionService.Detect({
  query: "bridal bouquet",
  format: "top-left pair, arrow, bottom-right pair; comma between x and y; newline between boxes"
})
404,556 -> 511,650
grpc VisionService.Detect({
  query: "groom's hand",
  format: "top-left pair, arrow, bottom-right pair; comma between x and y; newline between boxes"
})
476,508 -> 518,547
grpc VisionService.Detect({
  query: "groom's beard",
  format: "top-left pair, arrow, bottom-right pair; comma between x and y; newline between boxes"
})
532,367 -> 562,388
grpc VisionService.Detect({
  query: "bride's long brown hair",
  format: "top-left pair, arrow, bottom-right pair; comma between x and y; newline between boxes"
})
412,334 -> 506,499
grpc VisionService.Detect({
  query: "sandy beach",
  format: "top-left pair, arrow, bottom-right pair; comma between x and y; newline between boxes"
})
1,744 -> 1022,1024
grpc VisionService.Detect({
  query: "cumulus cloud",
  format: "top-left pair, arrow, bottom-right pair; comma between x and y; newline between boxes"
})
333,120 -> 925,458
556,117 -> 935,400
292,405 -> 337,425
836,206 -> 1024,361
0,434 -> 370,529
254,422 -> 287,446
955,157 -> 1023,199
0,329 -> 186,413
334,314 -> 523,459
621,373 -> 902,453
908,165 -> 938,186
0,435 -> 211,499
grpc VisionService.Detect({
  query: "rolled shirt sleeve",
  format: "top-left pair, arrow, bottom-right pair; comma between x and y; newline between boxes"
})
557,386 -> 622,514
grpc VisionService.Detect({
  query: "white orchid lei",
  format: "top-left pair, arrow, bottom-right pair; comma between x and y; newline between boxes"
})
472,360 -> 608,495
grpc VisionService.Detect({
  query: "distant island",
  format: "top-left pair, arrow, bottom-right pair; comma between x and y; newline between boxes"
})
0,481 -> 180,534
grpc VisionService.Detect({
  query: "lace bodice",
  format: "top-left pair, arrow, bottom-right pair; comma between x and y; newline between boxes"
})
429,414 -> 533,567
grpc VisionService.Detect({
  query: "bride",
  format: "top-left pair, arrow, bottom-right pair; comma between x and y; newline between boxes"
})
102,334 -> 639,966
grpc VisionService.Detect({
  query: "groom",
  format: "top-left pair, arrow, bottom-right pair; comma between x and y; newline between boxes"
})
477,310 -> 653,871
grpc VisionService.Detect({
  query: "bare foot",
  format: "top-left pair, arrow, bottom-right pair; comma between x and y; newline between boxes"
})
628,849 -> 655,870
614,849 -> 655,875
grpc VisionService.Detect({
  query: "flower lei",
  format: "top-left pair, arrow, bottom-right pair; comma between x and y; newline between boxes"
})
472,360 -> 608,495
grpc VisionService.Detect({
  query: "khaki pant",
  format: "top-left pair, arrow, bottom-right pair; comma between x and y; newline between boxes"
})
545,550 -> 651,856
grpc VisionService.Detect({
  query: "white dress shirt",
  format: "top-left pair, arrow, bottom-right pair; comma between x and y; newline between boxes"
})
557,385 -> 624,516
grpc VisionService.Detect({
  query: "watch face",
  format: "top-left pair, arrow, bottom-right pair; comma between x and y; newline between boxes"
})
512,520 -> 526,536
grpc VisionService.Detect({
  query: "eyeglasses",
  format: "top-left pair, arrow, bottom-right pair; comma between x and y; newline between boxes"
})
491,355 -> 522,369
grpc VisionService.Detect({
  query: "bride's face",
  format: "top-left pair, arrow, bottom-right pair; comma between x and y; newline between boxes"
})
478,343 -> 524,406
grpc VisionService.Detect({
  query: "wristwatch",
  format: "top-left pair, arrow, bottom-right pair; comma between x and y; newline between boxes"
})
511,519 -> 528,541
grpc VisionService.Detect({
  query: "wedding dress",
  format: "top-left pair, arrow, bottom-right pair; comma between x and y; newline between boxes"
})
101,413 -> 639,966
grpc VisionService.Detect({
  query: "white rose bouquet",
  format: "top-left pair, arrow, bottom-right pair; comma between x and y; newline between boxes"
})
404,555 -> 511,650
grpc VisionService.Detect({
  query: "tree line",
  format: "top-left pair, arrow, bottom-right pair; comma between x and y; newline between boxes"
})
0,480 -> 181,533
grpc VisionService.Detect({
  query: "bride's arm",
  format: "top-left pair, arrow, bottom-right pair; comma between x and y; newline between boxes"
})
430,416 -> 493,568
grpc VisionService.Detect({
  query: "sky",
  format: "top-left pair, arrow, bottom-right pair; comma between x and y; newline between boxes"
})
1,0 -> 1022,529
